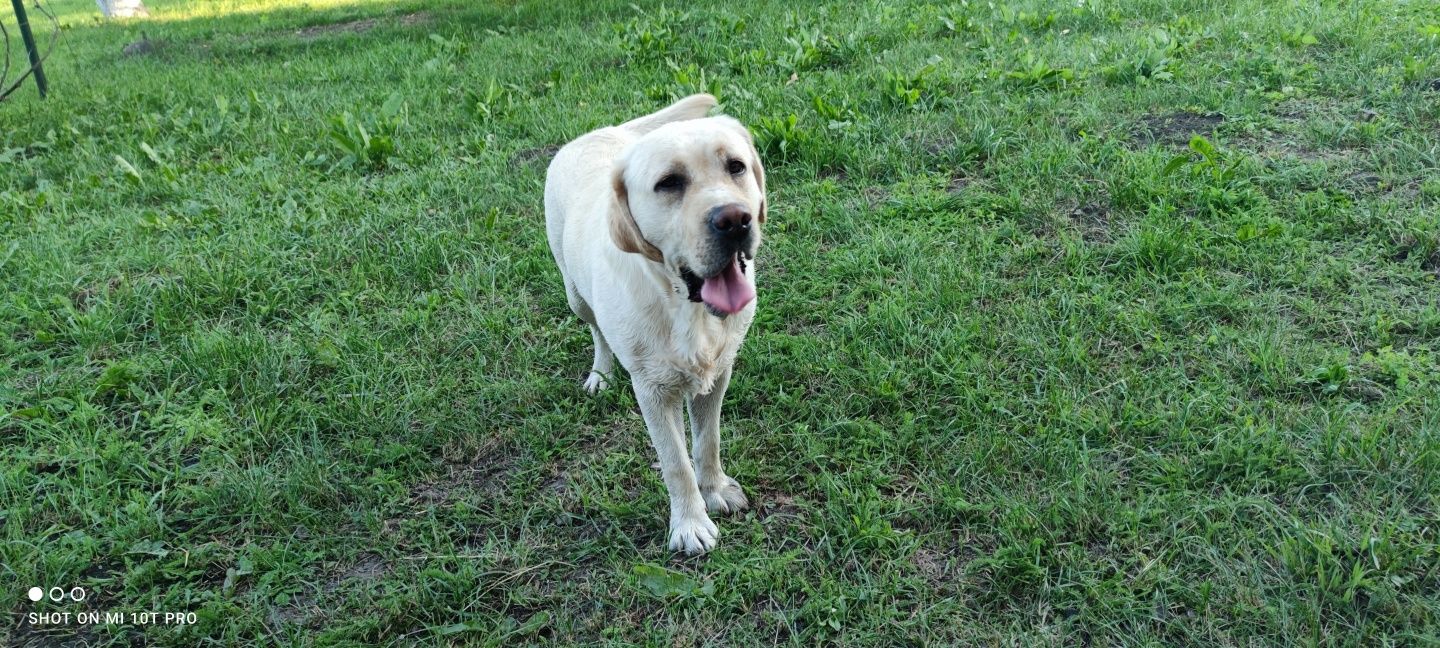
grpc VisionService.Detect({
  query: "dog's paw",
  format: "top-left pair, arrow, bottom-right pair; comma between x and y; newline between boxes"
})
582,371 -> 608,394
701,475 -> 748,514
668,514 -> 719,555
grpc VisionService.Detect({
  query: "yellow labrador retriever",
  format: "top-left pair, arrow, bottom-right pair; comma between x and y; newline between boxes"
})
544,94 -> 766,554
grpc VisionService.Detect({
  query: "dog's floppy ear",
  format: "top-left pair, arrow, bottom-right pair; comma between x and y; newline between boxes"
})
750,139 -> 768,225
610,164 -> 664,263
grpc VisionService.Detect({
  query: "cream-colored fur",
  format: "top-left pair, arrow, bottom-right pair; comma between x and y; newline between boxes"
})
544,94 -> 767,554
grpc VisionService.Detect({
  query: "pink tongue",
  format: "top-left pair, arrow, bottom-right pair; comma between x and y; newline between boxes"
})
699,257 -> 755,314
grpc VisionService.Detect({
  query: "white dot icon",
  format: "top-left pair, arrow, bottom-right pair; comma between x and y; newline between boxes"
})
27,587 -> 43,602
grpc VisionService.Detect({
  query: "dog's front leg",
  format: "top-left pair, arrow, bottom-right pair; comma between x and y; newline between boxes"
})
689,367 -> 748,513
635,382 -> 718,554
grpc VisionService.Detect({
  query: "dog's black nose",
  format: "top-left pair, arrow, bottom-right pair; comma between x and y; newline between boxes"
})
708,204 -> 752,242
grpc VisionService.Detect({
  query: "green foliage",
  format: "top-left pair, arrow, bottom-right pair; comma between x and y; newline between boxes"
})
1160,135 -> 1261,213
1004,54 -> 1074,88
632,564 -> 715,598
435,611 -> 550,643
1272,527 -> 1380,608
1102,28 -> 1180,85
882,57 -> 942,108
423,32 -> 470,71
1163,135 -> 1242,185
614,4 -> 687,62
1401,55 -> 1436,84
778,28 -> 855,73
1279,27 -> 1320,48
465,79 -> 515,123
752,112 -> 811,160
1304,361 -> 1352,395
937,7 -> 981,37
811,92 -> 860,130
325,93 -> 405,171
649,61 -> 723,102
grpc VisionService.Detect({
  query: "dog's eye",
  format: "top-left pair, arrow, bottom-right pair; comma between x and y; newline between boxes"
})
654,173 -> 687,192
726,159 -> 746,175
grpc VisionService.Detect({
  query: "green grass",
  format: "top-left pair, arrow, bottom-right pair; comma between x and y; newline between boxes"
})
3,0 -> 1439,644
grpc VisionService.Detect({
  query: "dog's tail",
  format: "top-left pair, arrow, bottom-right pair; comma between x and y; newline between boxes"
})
618,94 -> 717,135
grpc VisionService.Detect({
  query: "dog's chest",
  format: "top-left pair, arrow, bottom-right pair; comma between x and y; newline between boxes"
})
650,309 -> 749,394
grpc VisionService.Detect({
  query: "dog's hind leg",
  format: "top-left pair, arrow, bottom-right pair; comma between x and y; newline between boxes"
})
583,324 -> 614,394
566,285 -> 613,394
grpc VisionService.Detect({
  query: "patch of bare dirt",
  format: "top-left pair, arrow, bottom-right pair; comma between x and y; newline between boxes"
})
404,437 -> 519,515
1066,199 -> 1112,243
294,12 -> 429,39
821,166 -> 850,183
435,460 -> 517,501
1136,112 -> 1224,147
911,131 -> 956,157
947,173 -> 972,195
1269,98 -> 1324,122
273,553 -> 391,629
1261,140 -> 1325,161
540,469 -> 567,492
297,17 -> 377,37
122,38 -> 163,57
912,547 -> 954,584
327,553 -> 389,591
1344,172 -> 1385,194
758,492 -> 801,522
409,482 -> 451,504
512,143 -> 562,166
858,185 -> 890,211
70,277 -> 122,312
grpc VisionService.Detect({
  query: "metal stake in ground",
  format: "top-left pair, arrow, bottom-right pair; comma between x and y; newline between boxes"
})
11,0 -> 48,98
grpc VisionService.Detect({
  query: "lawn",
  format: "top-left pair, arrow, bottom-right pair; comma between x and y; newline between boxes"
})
2,0 -> 1439,644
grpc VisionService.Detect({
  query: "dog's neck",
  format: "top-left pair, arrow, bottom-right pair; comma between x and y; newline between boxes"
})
638,259 -> 753,395
669,303 -> 746,394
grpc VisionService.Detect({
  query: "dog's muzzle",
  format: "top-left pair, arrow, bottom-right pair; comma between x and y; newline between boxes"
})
707,204 -> 753,253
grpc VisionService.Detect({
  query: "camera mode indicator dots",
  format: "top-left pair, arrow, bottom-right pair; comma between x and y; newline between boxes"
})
25,586 -> 86,602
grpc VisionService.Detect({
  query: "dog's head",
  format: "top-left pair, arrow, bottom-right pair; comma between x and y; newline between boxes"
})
611,116 -> 767,316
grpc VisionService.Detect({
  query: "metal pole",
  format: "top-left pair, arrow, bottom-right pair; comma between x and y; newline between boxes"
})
11,0 -> 48,98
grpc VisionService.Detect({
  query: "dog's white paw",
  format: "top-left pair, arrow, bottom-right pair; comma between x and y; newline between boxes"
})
701,475 -> 748,514
583,371 -> 608,394
668,514 -> 719,555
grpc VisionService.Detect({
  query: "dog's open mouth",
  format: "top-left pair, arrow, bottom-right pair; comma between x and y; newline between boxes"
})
680,254 -> 754,316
